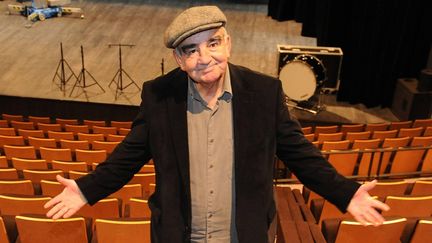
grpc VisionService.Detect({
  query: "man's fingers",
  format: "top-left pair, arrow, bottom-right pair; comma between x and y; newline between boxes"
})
63,207 -> 79,219
370,197 -> 390,211
46,201 -> 64,218
44,193 -> 63,209
361,180 -> 377,192
52,206 -> 70,220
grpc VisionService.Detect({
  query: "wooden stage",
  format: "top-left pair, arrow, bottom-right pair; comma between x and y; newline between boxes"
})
0,0 -> 398,124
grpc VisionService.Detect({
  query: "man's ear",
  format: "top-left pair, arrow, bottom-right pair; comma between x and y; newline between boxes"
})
173,49 -> 186,71
225,35 -> 232,58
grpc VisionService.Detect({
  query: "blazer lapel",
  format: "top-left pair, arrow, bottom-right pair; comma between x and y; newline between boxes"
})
230,64 -> 256,171
166,71 -> 191,197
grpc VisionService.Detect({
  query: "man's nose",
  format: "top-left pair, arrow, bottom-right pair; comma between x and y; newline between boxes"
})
197,47 -> 212,64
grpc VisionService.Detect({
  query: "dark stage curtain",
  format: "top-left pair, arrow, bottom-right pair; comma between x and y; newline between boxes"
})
268,0 -> 432,107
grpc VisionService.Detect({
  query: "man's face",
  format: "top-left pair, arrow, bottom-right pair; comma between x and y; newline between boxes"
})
174,27 -> 231,84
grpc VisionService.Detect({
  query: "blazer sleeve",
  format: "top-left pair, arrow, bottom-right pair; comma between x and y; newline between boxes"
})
76,84 -> 153,205
274,80 -> 360,212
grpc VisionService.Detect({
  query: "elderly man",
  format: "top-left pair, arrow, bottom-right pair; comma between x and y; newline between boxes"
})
45,5 -> 389,243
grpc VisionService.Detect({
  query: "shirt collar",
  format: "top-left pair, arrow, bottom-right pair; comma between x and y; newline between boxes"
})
188,66 -> 233,104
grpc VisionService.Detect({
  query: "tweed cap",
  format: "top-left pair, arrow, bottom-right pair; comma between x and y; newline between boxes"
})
164,6 -> 227,48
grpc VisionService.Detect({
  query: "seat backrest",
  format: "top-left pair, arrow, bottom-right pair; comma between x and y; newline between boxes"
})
39,147 -> 72,162
0,216 -> 9,243
110,121 -> 132,129
365,123 -> 389,132
37,123 -> 62,133
383,195 -> 432,218
17,129 -> 45,139
91,141 -> 120,154
0,128 -> 16,136
389,121 -> 412,130
0,179 -> 34,195
129,173 -> 156,198
317,132 -> 343,144
109,184 -> 142,216
410,180 -> 432,196
340,124 -> 365,134
4,145 -> 36,160
334,218 -> 407,243
16,215 -> 88,243
95,218 -> 151,243
28,137 -> 57,149
77,133 -> 105,143
12,158 -> 48,171
28,116 -> 51,125
0,136 -> 25,148
10,121 -> 35,131
0,168 -> 19,180
321,140 -> 350,151
60,139 -> 90,151
128,198 -> 151,218
22,169 -> 63,184
64,124 -> 90,135
0,195 -> 51,215
51,161 -> 88,173
398,127 -> 424,138
77,198 -> 120,219
410,136 -> 432,147
75,149 -> 107,165
389,148 -> 426,174
412,118 -> 432,129
327,150 -> 359,176
368,180 -> 409,197
47,131 -> 74,142
410,219 -> 432,243
372,129 -> 398,140
40,180 -> 64,197
345,131 -> 371,143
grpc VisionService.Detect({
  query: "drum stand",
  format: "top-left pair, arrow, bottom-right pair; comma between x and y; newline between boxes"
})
52,42 -> 78,96
286,92 -> 326,115
108,43 -> 141,100
69,45 -> 105,98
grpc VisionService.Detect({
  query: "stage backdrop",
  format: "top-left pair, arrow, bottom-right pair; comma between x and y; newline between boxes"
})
268,0 -> 431,108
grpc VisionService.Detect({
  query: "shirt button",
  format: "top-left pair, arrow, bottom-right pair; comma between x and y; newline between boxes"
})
208,235 -> 212,239
209,164 -> 213,169
210,190 -> 214,194
208,214 -> 213,218
209,139 -> 214,143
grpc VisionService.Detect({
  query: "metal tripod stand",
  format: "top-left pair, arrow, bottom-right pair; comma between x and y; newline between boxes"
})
108,43 -> 141,100
52,42 -> 78,96
69,45 -> 105,98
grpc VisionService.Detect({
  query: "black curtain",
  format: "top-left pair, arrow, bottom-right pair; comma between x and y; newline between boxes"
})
268,0 -> 432,107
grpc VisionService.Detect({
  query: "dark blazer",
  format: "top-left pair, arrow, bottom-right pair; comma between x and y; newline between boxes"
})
77,63 -> 360,243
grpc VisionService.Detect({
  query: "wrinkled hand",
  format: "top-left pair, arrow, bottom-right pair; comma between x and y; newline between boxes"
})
44,175 -> 87,219
347,180 -> 390,226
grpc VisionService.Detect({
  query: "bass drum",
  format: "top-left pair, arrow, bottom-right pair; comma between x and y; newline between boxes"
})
279,54 -> 327,101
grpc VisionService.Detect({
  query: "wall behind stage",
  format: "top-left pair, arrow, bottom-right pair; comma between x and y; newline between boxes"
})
268,0 -> 432,108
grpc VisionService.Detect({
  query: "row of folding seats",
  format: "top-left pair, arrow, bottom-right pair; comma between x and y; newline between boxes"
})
304,128 -> 432,146
0,113 -> 133,130
0,214 -> 151,242
321,217 -> 431,243
302,119 -> 432,135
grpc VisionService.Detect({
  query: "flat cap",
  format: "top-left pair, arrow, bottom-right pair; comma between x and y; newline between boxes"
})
164,6 -> 227,48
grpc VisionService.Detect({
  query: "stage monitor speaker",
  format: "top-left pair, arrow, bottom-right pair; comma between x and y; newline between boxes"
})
391,78 -> 432,120
277,45 -> 343,93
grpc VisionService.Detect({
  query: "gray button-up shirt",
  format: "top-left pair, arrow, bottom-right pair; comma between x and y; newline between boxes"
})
187,67 -> 237,243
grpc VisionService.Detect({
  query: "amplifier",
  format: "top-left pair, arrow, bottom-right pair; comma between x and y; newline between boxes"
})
391,78 -> 432,120
277,45 -> 343,93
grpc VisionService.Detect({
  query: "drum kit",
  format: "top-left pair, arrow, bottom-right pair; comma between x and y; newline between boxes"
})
279,54 -> 327,115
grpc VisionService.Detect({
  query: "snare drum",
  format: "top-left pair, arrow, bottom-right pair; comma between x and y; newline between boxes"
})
279,54 -> 327,101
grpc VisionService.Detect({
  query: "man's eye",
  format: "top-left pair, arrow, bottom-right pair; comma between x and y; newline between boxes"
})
185,49 -> 197,55
209,41 -> 220,48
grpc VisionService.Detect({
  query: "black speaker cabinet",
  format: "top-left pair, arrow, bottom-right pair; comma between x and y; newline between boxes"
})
391,78 -> 432,120
277,45 -> 343,92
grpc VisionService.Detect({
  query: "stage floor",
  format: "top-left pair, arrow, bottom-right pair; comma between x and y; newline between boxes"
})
0,0 -> 398,123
